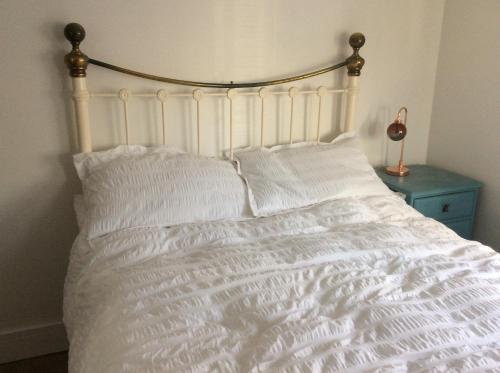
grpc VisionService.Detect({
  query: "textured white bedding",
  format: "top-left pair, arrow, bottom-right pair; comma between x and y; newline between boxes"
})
74,147 -> 251,239
64,194 -> 500,372
234,133 -> 391,216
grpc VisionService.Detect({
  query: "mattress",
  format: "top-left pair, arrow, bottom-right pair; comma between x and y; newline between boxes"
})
64,194 -> 500,372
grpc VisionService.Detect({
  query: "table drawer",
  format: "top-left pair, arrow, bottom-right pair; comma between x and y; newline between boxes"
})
443,218 -> 473,239
413,191 -> 475,221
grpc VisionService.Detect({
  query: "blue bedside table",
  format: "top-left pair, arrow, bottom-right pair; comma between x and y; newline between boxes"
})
375,165 -> 483,239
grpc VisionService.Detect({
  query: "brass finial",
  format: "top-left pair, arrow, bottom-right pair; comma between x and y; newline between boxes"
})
346,32 -> 365,76
64,23 -> 88,77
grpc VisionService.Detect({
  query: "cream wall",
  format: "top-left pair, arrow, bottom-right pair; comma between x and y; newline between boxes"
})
427,0 -> 500,250
0,0 -> 444,361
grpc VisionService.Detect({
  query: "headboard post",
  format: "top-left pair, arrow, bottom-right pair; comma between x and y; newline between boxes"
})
344,33 -> 365,132
64,23 -> 92,152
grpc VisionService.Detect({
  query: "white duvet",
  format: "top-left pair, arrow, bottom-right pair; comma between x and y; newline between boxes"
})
64,194 -> 500,372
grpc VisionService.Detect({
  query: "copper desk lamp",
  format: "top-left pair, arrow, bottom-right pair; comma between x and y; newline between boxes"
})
385,107 -> 409,176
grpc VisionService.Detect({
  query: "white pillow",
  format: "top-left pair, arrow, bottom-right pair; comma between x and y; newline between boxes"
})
233,132 -> 391,216
74,146 -> 251,239
73,145 -> 185,180
73,194 -> 88,231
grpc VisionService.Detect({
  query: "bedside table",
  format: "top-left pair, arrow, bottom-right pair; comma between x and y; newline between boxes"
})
375,165 -> 483,239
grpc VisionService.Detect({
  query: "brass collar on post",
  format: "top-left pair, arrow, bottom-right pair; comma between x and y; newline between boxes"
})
346,33 -> 365,76
64,23 -> 88,77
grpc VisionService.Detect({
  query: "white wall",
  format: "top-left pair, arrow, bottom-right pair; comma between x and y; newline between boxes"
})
427,0 -> 500,249
0,0 -> 444,360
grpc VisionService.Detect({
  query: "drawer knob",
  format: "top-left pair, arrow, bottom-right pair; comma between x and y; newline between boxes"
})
442,203 -> 450,213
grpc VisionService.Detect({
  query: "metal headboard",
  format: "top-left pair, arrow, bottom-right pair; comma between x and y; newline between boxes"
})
63,23 -> 365,157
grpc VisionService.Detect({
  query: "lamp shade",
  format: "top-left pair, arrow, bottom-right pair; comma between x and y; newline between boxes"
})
387,120 -> 407,141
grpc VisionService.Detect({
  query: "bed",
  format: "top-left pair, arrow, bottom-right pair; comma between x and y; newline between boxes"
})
62,23 -> 500,372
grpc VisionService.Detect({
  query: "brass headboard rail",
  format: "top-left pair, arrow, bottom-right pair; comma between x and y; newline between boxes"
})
88,59 -> 348,89
63,23 -> 365,87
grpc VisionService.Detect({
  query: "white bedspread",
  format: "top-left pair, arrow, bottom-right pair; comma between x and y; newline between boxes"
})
64,195 -> 500,372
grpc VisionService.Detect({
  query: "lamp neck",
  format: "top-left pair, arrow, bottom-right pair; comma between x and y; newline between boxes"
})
395,106 -> 408,125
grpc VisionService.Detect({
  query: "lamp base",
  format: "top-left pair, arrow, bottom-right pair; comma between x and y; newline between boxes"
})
385,165 -> 410,177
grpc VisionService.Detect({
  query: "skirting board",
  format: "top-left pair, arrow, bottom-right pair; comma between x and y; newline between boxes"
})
0,322 -> 68,364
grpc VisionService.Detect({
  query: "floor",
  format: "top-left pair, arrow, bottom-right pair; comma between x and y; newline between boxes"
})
0,351 -> 68,373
